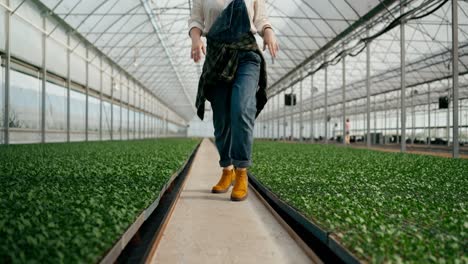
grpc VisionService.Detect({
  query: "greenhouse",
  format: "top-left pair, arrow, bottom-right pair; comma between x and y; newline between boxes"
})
0,0 -> 467,263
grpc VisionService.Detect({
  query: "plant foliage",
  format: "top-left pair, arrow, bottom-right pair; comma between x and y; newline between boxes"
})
0,138 -> 199,263
251,142 -> 468,263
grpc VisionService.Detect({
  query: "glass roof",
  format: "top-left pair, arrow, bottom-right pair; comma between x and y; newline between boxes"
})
260,0 -> 468,122
37,0 -> 462,122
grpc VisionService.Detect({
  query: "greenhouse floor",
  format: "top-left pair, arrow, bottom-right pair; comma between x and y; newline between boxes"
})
150,139 -> 314,264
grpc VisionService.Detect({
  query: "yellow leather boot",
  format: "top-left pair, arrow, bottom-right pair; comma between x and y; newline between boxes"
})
211,168 -> 236,193
231,169 -> 248,201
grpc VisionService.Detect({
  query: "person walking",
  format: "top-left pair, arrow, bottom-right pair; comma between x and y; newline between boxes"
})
189,0 -> 279,201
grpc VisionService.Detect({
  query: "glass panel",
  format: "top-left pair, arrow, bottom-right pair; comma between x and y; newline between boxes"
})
136,111 -> 141,139
45,82 -> 66,142
102,101 -> 111,140
122,107 -> 128,140
128,84 -> 134,106
102,62 -> 111,96
70,90 -> 86,141
10,2 -> 42,66
0,7 -> 5,52
88,96 -> 100,141
46,25 -> 67,77
129,109 -> 135,139
112,103 -> 121,140
9,70 -> 41,143
88,62 -> 101,92
70,53 -> 86,86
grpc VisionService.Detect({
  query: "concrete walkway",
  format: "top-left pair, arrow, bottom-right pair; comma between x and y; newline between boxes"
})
151,139 -> 313,264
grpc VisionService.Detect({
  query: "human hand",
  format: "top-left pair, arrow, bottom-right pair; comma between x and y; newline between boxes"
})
190,28 -> 206,63
263,27 -> 279,58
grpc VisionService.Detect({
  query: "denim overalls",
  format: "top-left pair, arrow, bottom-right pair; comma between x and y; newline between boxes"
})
207,0 -> 261,168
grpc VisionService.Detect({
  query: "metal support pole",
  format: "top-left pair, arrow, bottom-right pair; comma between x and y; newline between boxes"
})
325,62 -> 328,144
374,97 -> 377,144
85,47 -> 89,141
447,80 -> 450,147
384,93 -> 387,144
311,74 -> 315,142
396,94 -> 400,144
143,91 -> 146,139
41,15 -> 47,143
366,29 -> 371,148
133,85 -> 136,139
99,58 -> 103,141
266,103 -> 269,139
276,94 -> 280,140
140,90 -> 143,139
271,101 -> 274,139
66,33 -> 71,142
452,0 -> 460,158
342,52 -> 346,145
127,81 -> 130,140
412,91 -> 415,145
299,73 -> 303,141
110,71 -> 114,141
119,74 -> 122,140
4,1 -> 11,145
428,84 -> 431,145
400,2 -> 407,152
290,86 -> 294,140
283,91 -> 286,140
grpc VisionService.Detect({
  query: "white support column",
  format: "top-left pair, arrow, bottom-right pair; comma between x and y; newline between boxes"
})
299,73 -> 304,141
127,80 -> 130,140
366,29 -> 371,148
66,33 -> 71,142
110,70 -> 114,141
119,74 -> 122,140
283,91 -> 286,140
384,93 -> 387,144
41,15 -> 47,143
140,90 -> 143,139
374,97 -> 377,144
428,84 -> 431,145
4,0 -> 11,145
452,0 -> 460,158
325,62 -> 329,144
310,74 -> 315,142
270,100 -> 274,140
411,90 -> 416,145
396,92 -> 400,144
277,94 -> 280,140
342,52 -> 346,145
400,2 -> 407,152
133,85 -> 136,139
290,86 -> 294,140
99,57 -> 103,141
85,46 -> 89,142
143,91 -> 146,139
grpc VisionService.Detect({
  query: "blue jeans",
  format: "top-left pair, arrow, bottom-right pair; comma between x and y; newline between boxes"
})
211,51 -> 261,168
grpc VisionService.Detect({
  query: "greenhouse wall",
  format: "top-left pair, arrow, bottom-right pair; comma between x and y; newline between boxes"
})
0,0 -> 187,145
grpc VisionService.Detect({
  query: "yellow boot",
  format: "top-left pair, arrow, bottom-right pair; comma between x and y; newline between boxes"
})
211,168 -> 235,193
231,169 -> 248,201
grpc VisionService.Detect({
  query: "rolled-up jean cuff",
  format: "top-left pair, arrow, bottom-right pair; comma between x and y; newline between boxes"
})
232,159 -> 252,168
219,159 -> 233,167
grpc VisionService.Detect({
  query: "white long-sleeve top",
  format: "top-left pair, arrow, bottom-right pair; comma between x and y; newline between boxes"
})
188,0 -> 272,37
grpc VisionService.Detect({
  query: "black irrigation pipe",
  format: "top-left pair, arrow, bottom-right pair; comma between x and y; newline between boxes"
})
98,140 -> 201,264
248,172 -> 361,264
